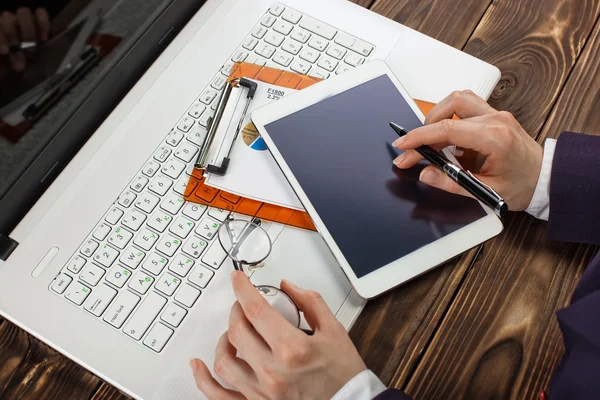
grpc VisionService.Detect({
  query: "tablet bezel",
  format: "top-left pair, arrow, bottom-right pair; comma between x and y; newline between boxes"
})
251,60 -> 503,299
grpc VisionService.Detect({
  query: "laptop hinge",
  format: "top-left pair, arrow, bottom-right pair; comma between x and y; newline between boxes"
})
0,234 -> 19,261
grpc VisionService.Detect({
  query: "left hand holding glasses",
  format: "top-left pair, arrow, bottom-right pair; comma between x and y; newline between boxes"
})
190,270 -> 367,400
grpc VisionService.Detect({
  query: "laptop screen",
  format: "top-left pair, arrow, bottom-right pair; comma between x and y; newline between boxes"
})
0,0 -> 176,208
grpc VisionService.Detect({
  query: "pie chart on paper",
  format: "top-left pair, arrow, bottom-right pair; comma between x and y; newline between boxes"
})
242,122 -> 268,151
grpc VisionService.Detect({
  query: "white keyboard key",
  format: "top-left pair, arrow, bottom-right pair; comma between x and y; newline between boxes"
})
153,146 -> 172,162
211,75 -> 227,91
93,244 -> 119,268
252,26 -> 268,39
149,175 -> 174,196
65,282 -> 91,305
196,217 -> 220,240
174,176 -> 191,196
143,323 -> 173,352
143,252 -> 169,275
345,52 -> 365,67
336,64 -> 352,75
232,49 -> 249,62
188,264 -> 214,288
273,51 -> 293,67
221,61 -> 236,76
120,246 -> 145,269
129,270 -> 154,295
161,193 -> 185,215
202,242 -> 227,270
84,283 -> 117,317
208,207 -> 229,222
147,211 -> 173,233
166,130 -> 184,146
182,235 -> 208,259
156,234 -> 182,257
92,223 -> 111,241
134,228 -> 159,251
281,39 -> 302,55
186,124 -> 207,147
199,109 -> 215,128
308,36 -> 328,52
121,209 -> 147,231
188,103 -> 206,120
104,290 -> 140,328
177,116 -> 195,133
261,14 -> 276,28
106,265 -> 132,288
155,273 -> 182,296
80,263 -> 105,286
169,254 -> 195,277
186,161 -> 195,177
183,204 -> 206,222
135,192 -> 160,213
175,284 -> 201,308
274,19 -> 294,35
161,157 -> 186,179
51,273 -> 72,294
282,8 -> 302,24
290,27 -> 310,43
107,226 -> 133,249
299,47 -> 320,63
67,255 -> 86,274
264,31 -> 285,47
142,160 -> 160,177
161,303 -> 187,327
309,66 -> 330,79
124,292 -> 167,340
242,37 -> 259,51
269,3 -> 285,16
118,190 -> 137,208
300,16 -> 336,40
317,54 -> 338,72
334,32 -> 374,57
105,207 -> 124,225
175,142 -> 199,163
80,239 -> 99,257
199,88 -> 217,105
255,42 -> 276,59
170,216 -> 195,238
326,43 -> 347,60
130,175 -> 149,193
291,59 -> 311,75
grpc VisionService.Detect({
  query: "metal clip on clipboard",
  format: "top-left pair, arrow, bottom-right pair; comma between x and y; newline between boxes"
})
194,78 -> 258,175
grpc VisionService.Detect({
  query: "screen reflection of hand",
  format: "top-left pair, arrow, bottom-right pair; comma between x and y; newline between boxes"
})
0,8 -> 51,72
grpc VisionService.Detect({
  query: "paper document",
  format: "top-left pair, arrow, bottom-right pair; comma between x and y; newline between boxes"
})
205,80 -> 304,210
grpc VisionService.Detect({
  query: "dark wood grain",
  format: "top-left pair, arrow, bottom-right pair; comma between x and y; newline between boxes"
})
369,0 -> 492,49
91,383 -> 130,400
403,15 -> 600,400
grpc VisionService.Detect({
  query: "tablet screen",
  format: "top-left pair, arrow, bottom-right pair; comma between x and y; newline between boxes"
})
264,74 -> 486,278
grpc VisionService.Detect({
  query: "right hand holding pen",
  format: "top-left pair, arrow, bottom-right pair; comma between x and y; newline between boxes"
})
392,90 -> 543,211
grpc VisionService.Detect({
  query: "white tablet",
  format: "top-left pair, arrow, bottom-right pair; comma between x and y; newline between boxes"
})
251,60 -> 503,299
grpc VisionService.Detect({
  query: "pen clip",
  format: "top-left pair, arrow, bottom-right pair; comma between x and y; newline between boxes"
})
466,170 -> 504,200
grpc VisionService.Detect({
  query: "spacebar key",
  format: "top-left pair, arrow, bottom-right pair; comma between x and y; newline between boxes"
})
123,292 -> 167,340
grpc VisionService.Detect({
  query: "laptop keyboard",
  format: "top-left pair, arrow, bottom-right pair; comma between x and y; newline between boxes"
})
49,2 -> 374,354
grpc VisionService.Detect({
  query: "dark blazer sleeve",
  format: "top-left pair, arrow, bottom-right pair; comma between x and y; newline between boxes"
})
374,389 -> 412,400
547,132 -> 600,245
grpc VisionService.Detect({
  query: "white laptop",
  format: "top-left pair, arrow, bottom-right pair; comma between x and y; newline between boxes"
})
0,0 -> 500,399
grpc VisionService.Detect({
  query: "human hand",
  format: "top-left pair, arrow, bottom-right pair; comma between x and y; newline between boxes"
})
190,271 -> 367,400
0,8 -> 50,71
392,90 -> 543,211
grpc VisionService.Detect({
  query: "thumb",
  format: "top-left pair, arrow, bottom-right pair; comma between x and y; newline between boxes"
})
419,166 -> 473,198
281,280 -> 336,331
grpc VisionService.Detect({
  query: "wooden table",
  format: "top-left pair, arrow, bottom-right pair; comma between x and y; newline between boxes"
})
1,0 -> 599,398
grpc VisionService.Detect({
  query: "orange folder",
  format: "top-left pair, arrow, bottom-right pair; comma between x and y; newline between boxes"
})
184,62 -> 462,231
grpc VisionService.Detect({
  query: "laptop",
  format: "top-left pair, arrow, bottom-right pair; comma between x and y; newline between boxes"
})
0,0 -> 500,399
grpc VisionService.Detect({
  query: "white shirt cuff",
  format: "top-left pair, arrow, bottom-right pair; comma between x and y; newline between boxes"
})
331,369 -> 386,400
525,138 -> 557,221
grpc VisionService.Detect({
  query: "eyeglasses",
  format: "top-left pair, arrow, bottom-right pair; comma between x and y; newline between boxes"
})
218,215 -> 301,328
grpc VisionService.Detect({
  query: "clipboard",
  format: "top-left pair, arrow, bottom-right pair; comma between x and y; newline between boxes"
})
184,62 -> 470,231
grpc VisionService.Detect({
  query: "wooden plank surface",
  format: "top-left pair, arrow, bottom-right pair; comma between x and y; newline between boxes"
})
402,10 -> 600,400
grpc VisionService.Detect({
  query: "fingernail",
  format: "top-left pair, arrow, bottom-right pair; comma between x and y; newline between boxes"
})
282,279 -> 299,289
189,358 -> 199,373
392,136 -> 405,147
230,270 -> 237,281
419,169 -> 440,185
393,153 -> 405,166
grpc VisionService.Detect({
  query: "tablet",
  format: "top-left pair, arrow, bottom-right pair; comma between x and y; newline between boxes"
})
251,60 -> 503,298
